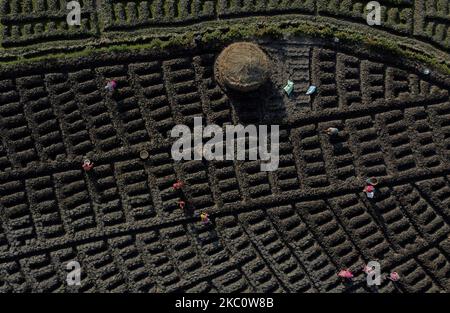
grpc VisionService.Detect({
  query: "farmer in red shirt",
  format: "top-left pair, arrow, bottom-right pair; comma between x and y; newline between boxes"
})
364,185 -> 375,199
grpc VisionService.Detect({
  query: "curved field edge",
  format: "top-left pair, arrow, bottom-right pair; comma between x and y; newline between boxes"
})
0,18 -> 449,78
0,0 -> 448,53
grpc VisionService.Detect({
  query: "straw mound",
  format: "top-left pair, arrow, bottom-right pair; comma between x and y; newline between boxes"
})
215,42 -> 271,92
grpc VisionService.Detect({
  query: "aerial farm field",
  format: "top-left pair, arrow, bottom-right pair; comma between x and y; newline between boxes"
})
0,0 -> 449,293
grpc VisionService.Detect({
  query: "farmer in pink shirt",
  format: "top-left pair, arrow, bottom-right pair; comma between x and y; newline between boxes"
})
338,269 -> 354,280
388,272 -> 400,282
82,159 -> 94,171
105,80 -> 117,92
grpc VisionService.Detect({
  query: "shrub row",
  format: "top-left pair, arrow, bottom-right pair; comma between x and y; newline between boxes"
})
419,0 -> 450,49
101,0 -> 315,30
317,0 -> 413,35
0,0 -> 98,47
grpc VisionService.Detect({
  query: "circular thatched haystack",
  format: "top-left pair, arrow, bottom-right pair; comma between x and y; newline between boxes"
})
215,42 -> 271,93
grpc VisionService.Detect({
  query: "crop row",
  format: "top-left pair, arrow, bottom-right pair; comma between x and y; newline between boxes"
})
1,0 -> 93,15
416,0 -> 450,49
98,0 -> 450,50
100,0 -> 315,30
0,1 -> 448,59
317,0 -> 413,34
0,0 -> 98,47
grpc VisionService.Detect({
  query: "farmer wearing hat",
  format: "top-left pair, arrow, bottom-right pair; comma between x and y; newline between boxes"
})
364,185 -> 375,199
105,80 -> 117,92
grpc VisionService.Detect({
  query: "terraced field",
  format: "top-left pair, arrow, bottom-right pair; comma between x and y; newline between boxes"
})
0,0 -> 449,293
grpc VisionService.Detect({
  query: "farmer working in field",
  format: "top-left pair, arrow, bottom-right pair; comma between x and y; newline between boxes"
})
364,185 -> 375,199
82,159 -> 94,171
105,80 -> 117,92
325,127 -> 339,136
200,212 -> 210,224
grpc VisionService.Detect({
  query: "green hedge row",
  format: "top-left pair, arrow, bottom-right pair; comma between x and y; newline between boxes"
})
0,0 -> 98,47
0,0 -> 448,52
317,0 -> 413,35
420,0 -> 450,49
0,0 -> 95,17
101,0 -> 315,30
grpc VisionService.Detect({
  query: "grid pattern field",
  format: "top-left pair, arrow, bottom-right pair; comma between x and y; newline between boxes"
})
0,0 -> 449,51
0,41 -> 449,292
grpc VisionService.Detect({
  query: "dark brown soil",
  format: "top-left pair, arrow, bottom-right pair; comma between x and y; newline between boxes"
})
0,38 -> 449,293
